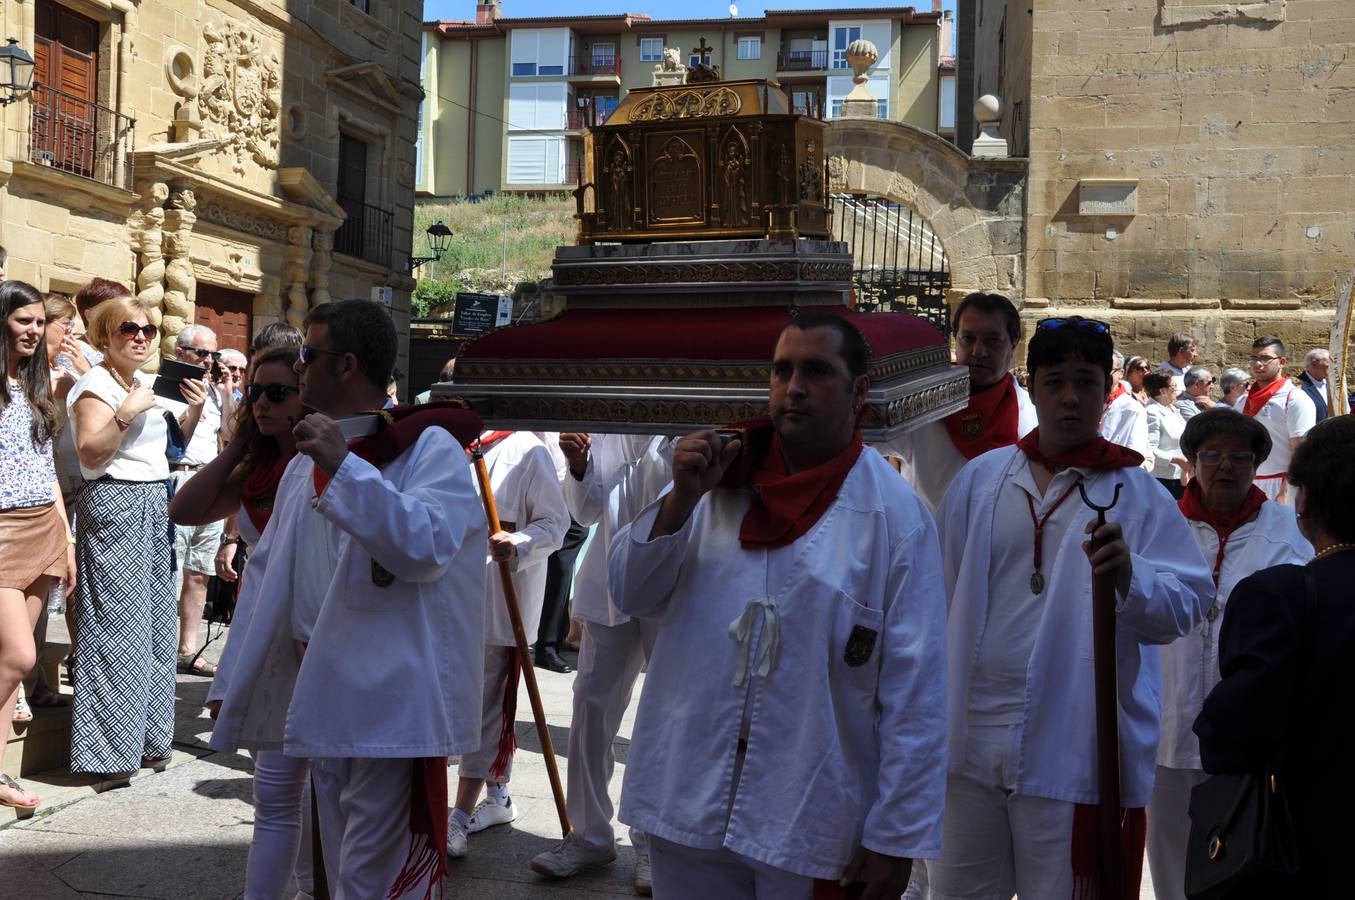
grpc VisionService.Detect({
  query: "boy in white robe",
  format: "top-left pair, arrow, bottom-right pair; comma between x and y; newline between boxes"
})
1233,335 -> 1316,504
931,316 -> 1212,898
608,313 -> 948,899
449,429 -> 568,857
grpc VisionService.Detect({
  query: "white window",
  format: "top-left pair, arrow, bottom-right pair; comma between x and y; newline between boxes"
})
508,83 -> 567,131
639,37 -> 662,61
511,28 -> 569,77
507,136 -> 565,184
591,42 -> 616,65
737,37 -> 761,60
831,26 -> 861,69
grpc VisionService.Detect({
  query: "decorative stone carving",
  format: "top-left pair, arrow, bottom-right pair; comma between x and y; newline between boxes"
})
160,186 -> 199,356
719,132 -> 750,228
165,48 -> 203,143
603,139 -> 634,231
284,225 -> 313,331
198,201 -> 287,241
651,47 -> 688,87
841,39 -> 881,119
631,87 -> 743,123
184,21 -> 283,173
972,94 -> 1009,158
826,155 -> 849,193
310,229 -> 334,309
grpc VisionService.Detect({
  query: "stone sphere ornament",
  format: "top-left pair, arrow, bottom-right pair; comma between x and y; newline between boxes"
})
845,39 -> 879,86
975,93 -> 1002,125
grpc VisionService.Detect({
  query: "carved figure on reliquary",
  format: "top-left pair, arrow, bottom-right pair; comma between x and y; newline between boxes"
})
771,144 -> 794,205
183,21 -> 283,175
650,136 -> 703,223
604,140 -> 635,231
719,133 -> 750,227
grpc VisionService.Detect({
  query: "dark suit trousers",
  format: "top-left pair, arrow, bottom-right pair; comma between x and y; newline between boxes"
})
536,518 -> 587,651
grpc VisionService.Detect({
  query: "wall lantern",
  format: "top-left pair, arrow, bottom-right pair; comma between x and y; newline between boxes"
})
0,39 -> 35,106
408,220 -> 453,274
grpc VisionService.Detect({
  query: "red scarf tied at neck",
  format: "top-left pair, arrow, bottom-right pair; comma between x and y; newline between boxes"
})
1242,376 -> 1285,417
718,416 -> 864,550
1178,478 -> 1268,586
943,376 -> 1021,460
1017,428 -> 1145,471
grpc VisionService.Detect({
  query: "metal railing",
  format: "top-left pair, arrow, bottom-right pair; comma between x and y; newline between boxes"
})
777,49 -> 828,71
567,107 -> 598,129
563,161 -> 583,185
334,200 -> 393,266
28,83 -> 135,189
569,55 -> 620,76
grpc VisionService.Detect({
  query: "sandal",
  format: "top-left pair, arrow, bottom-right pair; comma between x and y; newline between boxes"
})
28,686 -> 71,708
13,684 -> 32,723
176,654 -> 217,677
0,773 -> 40,810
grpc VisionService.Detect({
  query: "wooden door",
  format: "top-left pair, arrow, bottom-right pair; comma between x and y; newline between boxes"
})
194,284 -> 253,356
34,2 -> 99,176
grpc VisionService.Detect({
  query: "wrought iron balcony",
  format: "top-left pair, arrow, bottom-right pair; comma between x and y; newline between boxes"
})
569,55 -> 620,76
777,49 -> 828,71
334,200 -> 393,266
28,83 -> 135,189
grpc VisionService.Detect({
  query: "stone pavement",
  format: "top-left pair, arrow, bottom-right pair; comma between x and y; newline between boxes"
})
1,617 -> 1159,899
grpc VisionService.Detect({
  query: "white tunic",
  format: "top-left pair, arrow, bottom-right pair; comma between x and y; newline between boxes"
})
562,434 -> 674,627
1145,402 -> 1187,480
609,448 -> 948,879
1158,502 -> 1311,770
880,374 -> 1037,514
1233,380 -> 1316,495
1100,391 -> 1152,465
475,432 -> 569,647
208,427 -> 488,758
938,447 -> 1212,808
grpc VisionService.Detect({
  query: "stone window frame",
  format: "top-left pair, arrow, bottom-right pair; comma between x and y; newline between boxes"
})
333,106 -> 394,213
1159,0 -> 1287,28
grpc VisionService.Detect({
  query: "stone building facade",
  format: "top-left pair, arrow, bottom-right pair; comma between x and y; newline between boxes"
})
958,0 -> 1354,369
0,0 -> 424,365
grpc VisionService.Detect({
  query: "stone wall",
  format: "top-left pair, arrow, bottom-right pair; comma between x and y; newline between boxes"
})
1018,0 -> 1354,372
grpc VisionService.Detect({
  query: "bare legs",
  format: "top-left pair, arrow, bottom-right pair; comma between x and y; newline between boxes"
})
0,576 -> 54,807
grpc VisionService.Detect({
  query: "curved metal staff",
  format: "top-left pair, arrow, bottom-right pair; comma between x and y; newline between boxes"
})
1078,480 -> 1125,900
470,446 -> 572,837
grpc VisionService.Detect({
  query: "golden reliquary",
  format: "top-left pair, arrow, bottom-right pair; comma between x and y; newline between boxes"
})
575,79 -> 830,244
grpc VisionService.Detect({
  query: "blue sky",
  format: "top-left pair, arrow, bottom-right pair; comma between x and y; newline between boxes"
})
424,1 -> 956,24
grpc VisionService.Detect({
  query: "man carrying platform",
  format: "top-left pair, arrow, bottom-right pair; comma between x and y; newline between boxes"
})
607,311 -> 948,898
882,292 -> 1036,513
929,316 -> 1210,898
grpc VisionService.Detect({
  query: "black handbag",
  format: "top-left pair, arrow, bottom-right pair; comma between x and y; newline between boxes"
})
1183,568 -> 1316,898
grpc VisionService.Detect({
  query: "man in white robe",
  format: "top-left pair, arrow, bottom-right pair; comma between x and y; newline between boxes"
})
209,300 -> 487,899
1234,335 -> 1316,504
882,292 -> 1036,514
449,429 -> 567,857
529,432 -> 674,894
608,312 -> 948,898
931,316 -> 1211,898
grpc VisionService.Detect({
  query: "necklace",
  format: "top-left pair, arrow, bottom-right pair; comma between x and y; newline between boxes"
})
1311,543 -> 1355,563
1024,480 -> 1082,594
102,361 -> 134,393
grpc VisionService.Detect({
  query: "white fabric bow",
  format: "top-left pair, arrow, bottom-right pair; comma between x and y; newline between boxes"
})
728,596 -> 780,687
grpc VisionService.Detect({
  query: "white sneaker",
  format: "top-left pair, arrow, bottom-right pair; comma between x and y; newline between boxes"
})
633,843 -> 652,896
530,832 -> 618,878
467,796 -> 517,833
447,813 -> 469,859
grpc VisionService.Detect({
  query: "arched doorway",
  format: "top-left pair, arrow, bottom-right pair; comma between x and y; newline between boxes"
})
831,193 -> 951,334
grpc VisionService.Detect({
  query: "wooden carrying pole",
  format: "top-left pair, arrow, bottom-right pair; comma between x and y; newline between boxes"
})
471,449 -> 572,837
1080,482 -> 1125,900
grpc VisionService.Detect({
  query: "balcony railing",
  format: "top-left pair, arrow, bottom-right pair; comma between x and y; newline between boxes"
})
28,83 -> 135,189
569,55 -> 620,76
567,107 -> 597,130
335,200 -> 393,266
564,161 -> 583,185
777,49 -> 828,71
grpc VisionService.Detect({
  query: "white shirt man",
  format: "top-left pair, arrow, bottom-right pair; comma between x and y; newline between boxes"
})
529,432 -> 675,892
609,313 -> 947,898
931,317 -> 1210,898
1234,337 -> 1316,504
882,293 -> 1036,514
1160,332 -> 1197,393
449,430 -> 568,856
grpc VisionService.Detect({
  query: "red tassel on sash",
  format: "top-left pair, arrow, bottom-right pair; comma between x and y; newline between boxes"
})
488,648 -> 522,780
385,758 -> 448,899
1069,804 -> 1147,900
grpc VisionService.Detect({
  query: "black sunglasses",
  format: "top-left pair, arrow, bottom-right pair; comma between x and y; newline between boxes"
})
246,382 -> 299,404
118,322 -> 158,340
187,347 -> 222,361
299,344 -> 345,366
1035,316 -> 1112,336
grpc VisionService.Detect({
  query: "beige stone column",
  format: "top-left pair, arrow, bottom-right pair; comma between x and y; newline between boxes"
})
160,187 -> 198,360
283,225 -> 313,330
310,227 -> 334,309
133,182 -> 169,369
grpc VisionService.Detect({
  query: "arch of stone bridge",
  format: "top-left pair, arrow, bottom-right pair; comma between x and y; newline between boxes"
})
823,118 -> 1027,304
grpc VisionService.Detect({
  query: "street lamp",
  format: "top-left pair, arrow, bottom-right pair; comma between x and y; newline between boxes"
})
0,39 -> 35,106
408,219 -> 453,274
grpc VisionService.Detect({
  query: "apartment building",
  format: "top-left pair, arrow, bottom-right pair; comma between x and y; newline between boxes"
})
418,1 -> 950,196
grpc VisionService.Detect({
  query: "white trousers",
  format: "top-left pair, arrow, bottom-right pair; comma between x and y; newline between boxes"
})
458,645 -> 516,783
928,723 -> 1075,900
1146,765 -> 1207,900
310,756 -> 421,900
648,835 -> 813,900
244,750 -> 314,900
567,616 -> 659,850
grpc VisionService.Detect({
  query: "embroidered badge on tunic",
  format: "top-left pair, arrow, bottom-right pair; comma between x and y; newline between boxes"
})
371,559 -> 395,587
958,411 -> 984,439
844,625 -> 878,667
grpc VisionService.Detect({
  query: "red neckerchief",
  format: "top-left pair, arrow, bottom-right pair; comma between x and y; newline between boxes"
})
1017,428 -> 1145,472
239,448 -> 296,535
1178,478 -> 1268,587
1105,381 -> 1128,408
720,416 -> 864,549
311,402 -> 483,495
1071,804 -> 1147,899
1243,376 -> 1285,417
942,376 -> 1020,460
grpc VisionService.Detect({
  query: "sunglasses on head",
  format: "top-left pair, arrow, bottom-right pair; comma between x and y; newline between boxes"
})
118,322 -> 158,340
246,382 -> 299,404
1034,316 -> 1112,336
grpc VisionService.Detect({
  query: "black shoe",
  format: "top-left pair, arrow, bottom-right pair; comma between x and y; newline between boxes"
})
535,648 -> 574,674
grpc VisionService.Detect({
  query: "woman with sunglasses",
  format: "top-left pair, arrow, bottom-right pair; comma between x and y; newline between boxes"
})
1124,355 -> 1152,405
0,280 -> 77,810
169,345 -> 313,900
66,295 -> 196,777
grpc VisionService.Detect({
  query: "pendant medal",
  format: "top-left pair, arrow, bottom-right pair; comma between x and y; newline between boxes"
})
1030,571 -> 1045,594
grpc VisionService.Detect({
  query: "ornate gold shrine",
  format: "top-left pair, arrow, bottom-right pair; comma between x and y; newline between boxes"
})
576,80 -> 829,244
